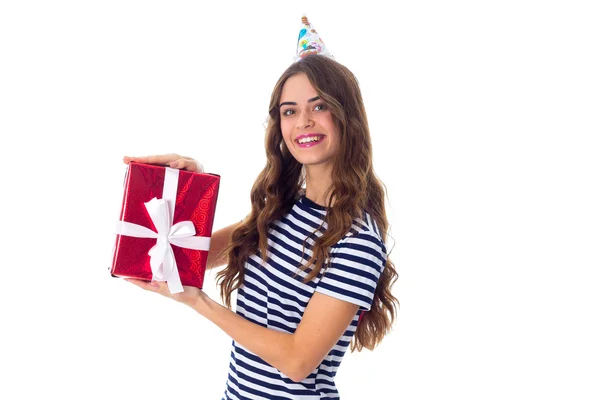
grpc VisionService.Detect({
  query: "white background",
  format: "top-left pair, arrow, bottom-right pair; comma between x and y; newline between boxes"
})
1,1 -> 599,399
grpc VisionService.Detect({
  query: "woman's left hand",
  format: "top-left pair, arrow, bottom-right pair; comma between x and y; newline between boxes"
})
125,279 -> 206,308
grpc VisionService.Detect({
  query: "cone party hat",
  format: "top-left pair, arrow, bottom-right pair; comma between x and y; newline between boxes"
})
293,14 -> 335,62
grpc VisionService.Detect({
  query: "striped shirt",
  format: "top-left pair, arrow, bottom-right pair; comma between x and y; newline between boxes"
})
222,194 -> 387,400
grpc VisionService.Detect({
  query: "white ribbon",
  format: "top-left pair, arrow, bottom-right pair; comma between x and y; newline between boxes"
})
116,167 -> 211,293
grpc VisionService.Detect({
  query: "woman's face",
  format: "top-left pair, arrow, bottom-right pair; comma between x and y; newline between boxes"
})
279,73 -> 340,168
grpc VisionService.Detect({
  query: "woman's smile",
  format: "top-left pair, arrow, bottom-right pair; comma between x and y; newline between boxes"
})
296,134 -> 326,147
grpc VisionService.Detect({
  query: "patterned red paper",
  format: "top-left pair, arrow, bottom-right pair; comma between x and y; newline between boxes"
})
110,162 -> 220,289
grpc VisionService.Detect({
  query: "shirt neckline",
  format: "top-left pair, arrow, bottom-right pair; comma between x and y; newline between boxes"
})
300,194 -> 329,211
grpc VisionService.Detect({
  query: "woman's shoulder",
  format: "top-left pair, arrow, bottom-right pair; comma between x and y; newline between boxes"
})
328,211 -> 388,273
335,210 -> 386,252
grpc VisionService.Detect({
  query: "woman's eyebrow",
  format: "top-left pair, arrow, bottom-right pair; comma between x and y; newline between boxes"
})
279,96 -> 321,108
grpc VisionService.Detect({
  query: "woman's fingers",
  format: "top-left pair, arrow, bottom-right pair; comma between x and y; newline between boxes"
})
123,154 -> 203,173
123,153 -> 183,165
125,278 -> 156,291
125,279 -> 172,297
169,158 -> 204,173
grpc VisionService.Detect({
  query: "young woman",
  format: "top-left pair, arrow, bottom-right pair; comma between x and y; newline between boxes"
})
124,54 -> 398,399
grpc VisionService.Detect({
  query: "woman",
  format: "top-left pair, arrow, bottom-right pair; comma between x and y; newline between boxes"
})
124,54 -> 398,399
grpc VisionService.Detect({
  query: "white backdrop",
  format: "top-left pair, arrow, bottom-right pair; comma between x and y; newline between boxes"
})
1,1 -> 599,399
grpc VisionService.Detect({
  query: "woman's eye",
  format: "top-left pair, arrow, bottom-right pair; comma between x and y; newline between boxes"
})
282,104 -> 326,117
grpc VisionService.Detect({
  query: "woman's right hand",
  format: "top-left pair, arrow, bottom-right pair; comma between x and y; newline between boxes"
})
123,154 -> 204,173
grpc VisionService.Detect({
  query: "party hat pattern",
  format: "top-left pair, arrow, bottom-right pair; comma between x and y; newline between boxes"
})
293,14 -> 335,62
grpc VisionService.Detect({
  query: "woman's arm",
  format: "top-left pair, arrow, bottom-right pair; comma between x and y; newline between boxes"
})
205,222 -> 241,270
125,279 -> 358,382
192,290 -> 359,382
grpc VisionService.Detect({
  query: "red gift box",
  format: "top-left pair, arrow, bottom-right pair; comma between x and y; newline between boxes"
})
110,162 -> 220,293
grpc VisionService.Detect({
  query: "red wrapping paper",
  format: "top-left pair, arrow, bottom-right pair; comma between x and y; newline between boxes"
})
110,162 -> 220,289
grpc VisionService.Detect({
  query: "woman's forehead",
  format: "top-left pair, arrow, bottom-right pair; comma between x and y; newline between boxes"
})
281,74 -> 318,101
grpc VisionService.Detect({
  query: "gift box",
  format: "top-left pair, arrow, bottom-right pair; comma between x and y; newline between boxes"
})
110,161 -> 220,293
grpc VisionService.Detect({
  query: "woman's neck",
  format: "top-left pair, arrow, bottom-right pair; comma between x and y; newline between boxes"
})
304,164 -> 335,207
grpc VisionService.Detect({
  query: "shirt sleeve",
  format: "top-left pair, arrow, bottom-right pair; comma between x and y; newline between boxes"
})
315,231 -> 387,311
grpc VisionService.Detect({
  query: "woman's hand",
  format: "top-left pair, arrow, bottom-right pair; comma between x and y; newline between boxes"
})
123,154 -> 204,173
124,279 -> 210,310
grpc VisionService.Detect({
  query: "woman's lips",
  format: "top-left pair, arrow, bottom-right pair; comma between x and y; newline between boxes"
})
296,134 -> 325,148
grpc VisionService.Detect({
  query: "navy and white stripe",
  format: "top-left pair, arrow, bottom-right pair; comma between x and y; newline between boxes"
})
222,194 -> 387,400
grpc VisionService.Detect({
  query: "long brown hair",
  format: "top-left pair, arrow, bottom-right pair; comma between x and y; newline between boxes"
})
216,55 -> 398,351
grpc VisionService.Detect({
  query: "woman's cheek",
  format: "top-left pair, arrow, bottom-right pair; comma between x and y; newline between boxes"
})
282,123 -> 294,140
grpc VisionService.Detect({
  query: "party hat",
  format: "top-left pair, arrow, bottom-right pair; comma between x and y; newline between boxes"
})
293,14 -> 335,62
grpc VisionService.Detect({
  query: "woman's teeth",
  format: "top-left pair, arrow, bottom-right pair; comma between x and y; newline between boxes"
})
298,136 -> 323,144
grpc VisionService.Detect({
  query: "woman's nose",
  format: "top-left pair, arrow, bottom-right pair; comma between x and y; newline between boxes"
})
296,112 -> 313,129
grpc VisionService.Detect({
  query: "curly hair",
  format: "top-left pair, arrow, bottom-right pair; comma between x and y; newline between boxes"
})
215,55 -> 399,352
